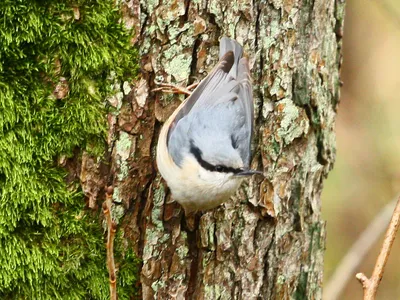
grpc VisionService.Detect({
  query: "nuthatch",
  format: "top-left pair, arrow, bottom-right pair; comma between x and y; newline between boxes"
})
156,37 -> 262,214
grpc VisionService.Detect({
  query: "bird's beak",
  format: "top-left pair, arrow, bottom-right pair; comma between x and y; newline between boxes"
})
236,169 -> 264,177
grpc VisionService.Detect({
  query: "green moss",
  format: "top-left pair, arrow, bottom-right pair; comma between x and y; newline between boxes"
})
115,230 -> 141,299
293,271 -> 308,300
176,231 -> 189,259
0,1 -> 139,298
276,99 -> 309,145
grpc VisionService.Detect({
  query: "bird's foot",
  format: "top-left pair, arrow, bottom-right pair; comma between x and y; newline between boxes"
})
152,81 -> 199,96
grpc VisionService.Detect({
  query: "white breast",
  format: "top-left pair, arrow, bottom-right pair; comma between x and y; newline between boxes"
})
167,156 -> 243,213
156,102 -> 243,213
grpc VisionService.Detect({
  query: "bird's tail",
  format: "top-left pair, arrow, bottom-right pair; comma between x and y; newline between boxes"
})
219,37 -> 243,79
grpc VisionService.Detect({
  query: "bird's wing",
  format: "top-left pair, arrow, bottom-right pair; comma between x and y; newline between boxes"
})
235,57 -> 254,167
169,51 -> 235,129
168,38 -> 243,137
167,38 -> 254,167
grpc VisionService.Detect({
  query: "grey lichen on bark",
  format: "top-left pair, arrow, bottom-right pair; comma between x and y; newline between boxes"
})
94,0 -> 345,298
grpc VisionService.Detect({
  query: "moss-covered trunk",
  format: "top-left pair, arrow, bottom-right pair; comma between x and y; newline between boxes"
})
0,2 -> 141,298
1,0 -> 344,298
100,0 -> 345,298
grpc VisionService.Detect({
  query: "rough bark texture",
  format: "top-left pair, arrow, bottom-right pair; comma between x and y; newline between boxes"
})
84,0 -> 344,298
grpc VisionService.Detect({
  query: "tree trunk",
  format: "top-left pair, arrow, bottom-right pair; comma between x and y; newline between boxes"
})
99,0 -> 344,298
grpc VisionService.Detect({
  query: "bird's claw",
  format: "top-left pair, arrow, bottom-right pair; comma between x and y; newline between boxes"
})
152,81 -> 199,96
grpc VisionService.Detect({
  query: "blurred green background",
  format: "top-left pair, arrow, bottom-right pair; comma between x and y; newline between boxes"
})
322,0 -> 400,299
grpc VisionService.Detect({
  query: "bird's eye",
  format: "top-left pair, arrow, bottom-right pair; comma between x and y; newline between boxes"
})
215,165 -> 223,172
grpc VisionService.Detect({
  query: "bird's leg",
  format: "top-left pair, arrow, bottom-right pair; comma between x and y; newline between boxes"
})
186,82 -> 199,91
152,81 -> 199,96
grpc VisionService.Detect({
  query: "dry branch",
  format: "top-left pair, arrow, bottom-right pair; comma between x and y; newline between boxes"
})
103,186 -> 117,300
356,196 -> 400,300
325,198 -> 397,300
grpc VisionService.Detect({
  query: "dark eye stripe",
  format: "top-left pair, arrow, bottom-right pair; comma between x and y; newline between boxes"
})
189,141 -> 241,174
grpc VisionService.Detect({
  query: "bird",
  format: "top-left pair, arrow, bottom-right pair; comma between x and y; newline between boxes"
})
156,37 -> 262,214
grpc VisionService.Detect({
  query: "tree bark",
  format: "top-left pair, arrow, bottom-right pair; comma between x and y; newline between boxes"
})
90,0 -> 344,298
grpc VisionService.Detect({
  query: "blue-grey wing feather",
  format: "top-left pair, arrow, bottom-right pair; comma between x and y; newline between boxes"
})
168,37 -> 253,168
235,57 -> 253,167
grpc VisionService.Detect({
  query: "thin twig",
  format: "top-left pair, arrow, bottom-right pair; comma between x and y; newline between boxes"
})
325,198 -> 397,300
103,186 -> 117,300
356,196 -> 400,299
